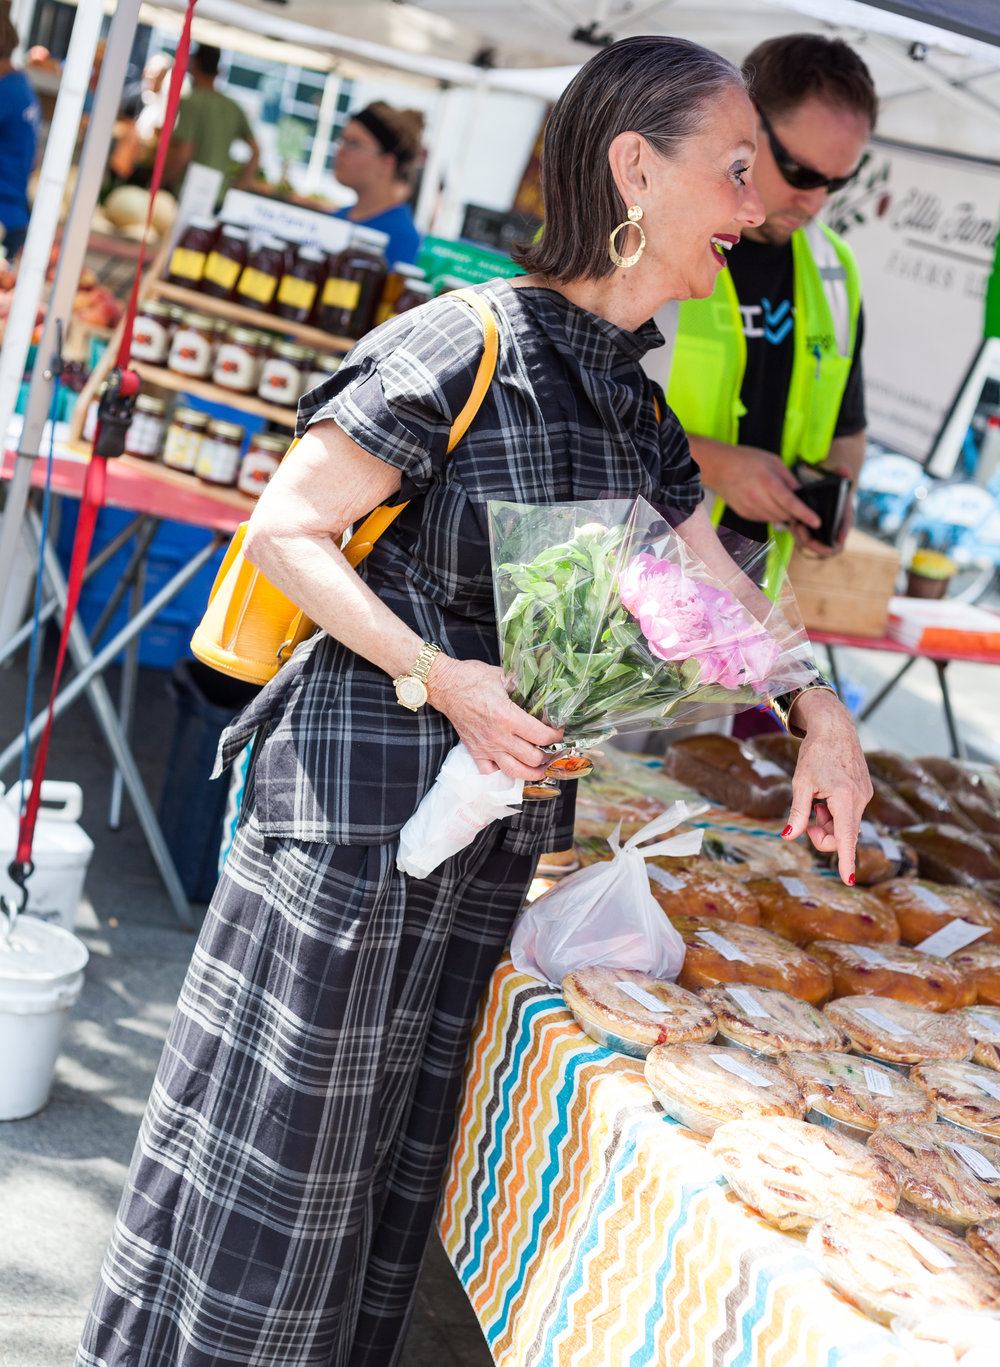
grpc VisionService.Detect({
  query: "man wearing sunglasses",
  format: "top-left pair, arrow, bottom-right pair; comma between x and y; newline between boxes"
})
667,34 -> 877,565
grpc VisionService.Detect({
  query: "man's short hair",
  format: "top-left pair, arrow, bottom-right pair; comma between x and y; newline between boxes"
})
743,34 -> 878,129
193,44 -> 221,79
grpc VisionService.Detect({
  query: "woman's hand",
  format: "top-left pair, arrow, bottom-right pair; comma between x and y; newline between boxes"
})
428,656 -> 563,780
781,689 -> 873,885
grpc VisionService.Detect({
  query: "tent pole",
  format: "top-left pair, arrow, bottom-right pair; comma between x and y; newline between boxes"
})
0,0 -> 141,615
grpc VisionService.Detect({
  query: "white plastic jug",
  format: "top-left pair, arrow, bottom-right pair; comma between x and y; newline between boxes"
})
0,781 -> 94,931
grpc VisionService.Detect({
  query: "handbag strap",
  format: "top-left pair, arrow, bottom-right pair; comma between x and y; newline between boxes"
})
342,287 -> 499,568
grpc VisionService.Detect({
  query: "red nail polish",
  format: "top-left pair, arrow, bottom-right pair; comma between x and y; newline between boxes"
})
781,825 -> 793,838
848,874 -> 856,886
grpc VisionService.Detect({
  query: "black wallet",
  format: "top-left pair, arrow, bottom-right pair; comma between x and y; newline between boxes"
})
792,462 -> 851,547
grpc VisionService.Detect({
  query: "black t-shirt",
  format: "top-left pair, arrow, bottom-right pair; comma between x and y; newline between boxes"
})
719,236 -> 865,540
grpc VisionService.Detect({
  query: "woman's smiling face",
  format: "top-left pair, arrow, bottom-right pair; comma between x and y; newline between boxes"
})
639,85 -> 765,300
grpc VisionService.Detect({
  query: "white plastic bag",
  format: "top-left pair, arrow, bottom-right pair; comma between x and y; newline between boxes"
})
510,804 -> 704,985
396,742 -> 524,879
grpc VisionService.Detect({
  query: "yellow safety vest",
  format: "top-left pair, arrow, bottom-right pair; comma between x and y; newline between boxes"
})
666,221 -> 862,593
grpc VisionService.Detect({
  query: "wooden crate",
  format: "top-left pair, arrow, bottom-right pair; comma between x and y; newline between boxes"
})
787,528 -> 901,638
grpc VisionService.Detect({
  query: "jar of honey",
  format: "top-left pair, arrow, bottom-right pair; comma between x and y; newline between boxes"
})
131,300 -> 175,364
123,394 -> 167,460
257,341 -> 311,408
167,312 -> 217,379
274,245 -> 326,324
375,263 -> 427,326
166,216 -> 217,287
316,227 -> 388,339
235,235 -> 288,311
213,326 -> 269,394
201,224 -> 249,300
162,406 -> 209,473
195,419 -> 245,486
237,432 -> 288,497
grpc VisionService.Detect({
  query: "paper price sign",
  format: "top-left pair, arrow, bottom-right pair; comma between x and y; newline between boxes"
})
915,919 -> 990,958
853,1005 -> 911,1038
725,986 -> 772,1018
711,1054 -> 773,1087
863,1066 -> 894,1097
778,876 -> 810,899
946,1141 -> 1000,1182
695,931 -> 749,963
896,1221 -> 955,1269
616,980 -> 669,1014
647,866 -> 683,893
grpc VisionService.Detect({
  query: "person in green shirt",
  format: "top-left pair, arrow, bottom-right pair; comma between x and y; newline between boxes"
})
165,44 -> 259,196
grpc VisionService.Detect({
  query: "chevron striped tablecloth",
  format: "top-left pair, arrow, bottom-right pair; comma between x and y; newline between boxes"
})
438,957 -> 911,1367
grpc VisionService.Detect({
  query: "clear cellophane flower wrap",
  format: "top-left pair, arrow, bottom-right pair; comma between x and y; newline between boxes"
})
489,495 -> 817,752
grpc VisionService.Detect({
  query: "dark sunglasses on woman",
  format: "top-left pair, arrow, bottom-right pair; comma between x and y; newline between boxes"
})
758,108 -> 859,194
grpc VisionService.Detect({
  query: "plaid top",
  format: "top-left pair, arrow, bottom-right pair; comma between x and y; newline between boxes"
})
219,278 -> 701,851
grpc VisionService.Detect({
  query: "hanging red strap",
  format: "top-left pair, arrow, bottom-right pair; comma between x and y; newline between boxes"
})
11,0 -> 198,881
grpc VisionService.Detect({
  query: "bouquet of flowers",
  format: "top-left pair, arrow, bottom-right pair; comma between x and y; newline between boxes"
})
489,496 -> 815,788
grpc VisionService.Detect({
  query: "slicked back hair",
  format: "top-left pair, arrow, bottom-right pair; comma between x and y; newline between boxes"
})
743,34 -> 878,127
512,35 -> 745,283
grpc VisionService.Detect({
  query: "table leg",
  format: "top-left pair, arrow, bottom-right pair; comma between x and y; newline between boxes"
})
857,655 -> 919,723
109,531 -> 151,830
934,661 -> 965,760
87,518 -> 159,649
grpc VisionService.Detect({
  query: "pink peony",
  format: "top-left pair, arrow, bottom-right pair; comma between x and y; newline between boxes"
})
618,552 -> 779,692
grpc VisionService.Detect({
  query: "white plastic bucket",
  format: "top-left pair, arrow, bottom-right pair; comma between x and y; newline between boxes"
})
0,916 -> 89,1120
0,781 -> 94,931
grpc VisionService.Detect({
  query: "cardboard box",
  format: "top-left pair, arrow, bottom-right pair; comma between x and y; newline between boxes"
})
787,529 -> 900,638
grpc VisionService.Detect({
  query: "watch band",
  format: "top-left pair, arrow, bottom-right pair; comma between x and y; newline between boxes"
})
409,641 -> 441,685
769,676 -> 838,737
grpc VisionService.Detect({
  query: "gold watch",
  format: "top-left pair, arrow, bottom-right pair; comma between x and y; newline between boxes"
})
392,642 -> 442,712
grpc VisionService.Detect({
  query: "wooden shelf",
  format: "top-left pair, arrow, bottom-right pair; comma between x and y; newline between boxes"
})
148,279 -> 354,354
60,440 -> 259,515
132,363 -> 299,428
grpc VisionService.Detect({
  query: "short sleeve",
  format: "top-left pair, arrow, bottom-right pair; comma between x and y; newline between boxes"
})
655,391 -> 704,518
171,95 -> 194,143
296,298 -> 488,499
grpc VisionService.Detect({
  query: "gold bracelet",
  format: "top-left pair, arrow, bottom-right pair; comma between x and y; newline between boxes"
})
769,679 -> 839,737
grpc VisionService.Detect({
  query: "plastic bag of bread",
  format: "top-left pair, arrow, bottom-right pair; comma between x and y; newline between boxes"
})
746,870 -> 899,945
872,880 -> 1000,948
510,806 -> 702,985
899,824 -> 1000,888
949,944 -> 1000,1005
660,733 -> 792,819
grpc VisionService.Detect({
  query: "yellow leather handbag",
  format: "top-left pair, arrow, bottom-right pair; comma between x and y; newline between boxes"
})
190,289 -> 499,686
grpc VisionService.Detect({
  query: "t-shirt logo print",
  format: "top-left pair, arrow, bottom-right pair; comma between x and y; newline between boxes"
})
738,299 -> 794,345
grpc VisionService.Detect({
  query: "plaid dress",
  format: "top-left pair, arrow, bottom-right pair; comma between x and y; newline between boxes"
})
77,281 -> 701,1367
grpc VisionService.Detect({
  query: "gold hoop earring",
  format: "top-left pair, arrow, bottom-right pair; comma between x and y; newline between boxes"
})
608,204 -> 645,268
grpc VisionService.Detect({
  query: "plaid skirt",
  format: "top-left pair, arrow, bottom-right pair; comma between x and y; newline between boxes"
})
77,793 -> 535,1367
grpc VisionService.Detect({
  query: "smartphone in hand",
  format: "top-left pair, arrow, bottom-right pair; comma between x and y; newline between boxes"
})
792,462 -> 851,547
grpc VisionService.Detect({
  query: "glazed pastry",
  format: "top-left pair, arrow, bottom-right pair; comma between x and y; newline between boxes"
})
845,824 -> 917,886
744,732 -> 800,778
867,1121 -> 999,1228
824,996 -> 973,1065
950,944 -> 1000,1007
699,984 -> 847,1055
746,872 -> 899,947
808,1209 -> 1000,1324
561,967 -> 717,1059
776,1050 -> 934,1131
708,1115 -> 900,1231
643,1041 -> 805,1136
669,916 -> 833,1005
967,1218 -> 1000,1276
864,778 -> 919,830
645,862 -> 761,925
954,1004 -> 1000,1070
910,1060 -> 1000,1136
807,940 -> 975,1012
898,823 -> 1000,888
871,879 -> 1000,948
660,734 -> 792,819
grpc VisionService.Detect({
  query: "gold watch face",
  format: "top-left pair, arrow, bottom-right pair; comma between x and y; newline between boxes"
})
395,675 -> 428,709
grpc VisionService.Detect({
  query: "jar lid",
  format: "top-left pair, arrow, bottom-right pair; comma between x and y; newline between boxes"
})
272,341 -> 312,360
173,406 -> 209,426
248,433 -> 289,454
249,330 -> 275,345
177,311 -> 216,329
217,223 -> 249,239
313,353 -> 343,369
138,300 -> 174,318
187,214 -> 217,231
350,226 -> 389,253
258,234 -> 287,250
391,262 -> 426,279
297,246 -> 326,263
404,280 -> 433,298
134,394 -> 166,414
207,420 -> 245,440
228,326 -> 265,344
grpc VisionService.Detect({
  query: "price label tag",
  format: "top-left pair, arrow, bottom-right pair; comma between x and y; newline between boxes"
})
695,930 -> 749,963
859,820 -> 879,841
896,1221 -> 955,1269
853,1005 -> 911,1038
616,980 -> 669,1014
711,1054 -> 773,1087
974,1073 -> 1000,1102
778,876 -> 810,899
648,866 -> 684,893
910,884 -> 950,913
725,986 -> 772,1018
879,835 -> 902,861
750,758 -> 786,780
967,1010 -> 1000,1035
946,1141 -> 1000,1182
915,919 -> 990,958
863,1065 -> 894,1097
852,946 -> 892,967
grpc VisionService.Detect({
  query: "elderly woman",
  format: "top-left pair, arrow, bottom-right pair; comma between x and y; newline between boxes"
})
78,35 -> 871,1367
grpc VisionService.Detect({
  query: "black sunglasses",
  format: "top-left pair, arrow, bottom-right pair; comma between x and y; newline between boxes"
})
758,108 -> 857,194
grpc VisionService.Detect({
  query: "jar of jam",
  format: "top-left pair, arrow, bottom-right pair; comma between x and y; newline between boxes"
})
304,352 -> 342,394
375,263 -> 426,326
235,235 -> 287,311
237,432 -> 287,498
201,224 -> 249,300
391,277 -> 432,317
167,216 -> 217,287
162,406 -> 209,472
317,227 -> 388,339
212,326 -> 268,394
195,419 -> 245,486
131,301 -> 175,364
167,311 -> 217,379
274,245 -> 326,324
124,394 -> 167,460
257,341 -> 311,408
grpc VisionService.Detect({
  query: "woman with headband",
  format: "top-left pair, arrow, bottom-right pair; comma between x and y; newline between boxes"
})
332,101 -> 424,265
